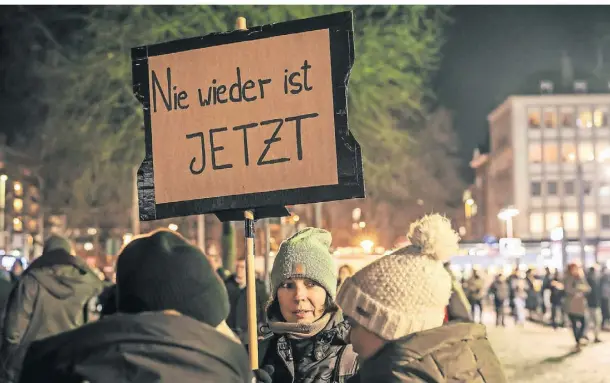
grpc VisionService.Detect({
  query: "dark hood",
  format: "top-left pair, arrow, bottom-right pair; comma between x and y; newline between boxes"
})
20,312 -> 252,383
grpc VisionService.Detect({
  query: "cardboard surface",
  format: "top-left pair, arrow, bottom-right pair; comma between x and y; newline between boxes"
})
148,29 -> 338,204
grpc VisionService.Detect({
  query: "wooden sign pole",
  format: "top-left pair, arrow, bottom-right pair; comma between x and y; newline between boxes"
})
236,17 -> 259,371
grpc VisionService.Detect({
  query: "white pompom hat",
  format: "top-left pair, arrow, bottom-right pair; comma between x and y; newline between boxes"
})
336,214 -> 460,340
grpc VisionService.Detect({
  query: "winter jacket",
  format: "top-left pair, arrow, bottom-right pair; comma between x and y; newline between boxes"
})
446,277 -> 472,323
256,312 -> 359,383
351,322 -> 506,383
18,312 -> 252,383
0,249 -> 105,383
600,273 -> 610,300
564,274 -> 591,315
525,277 -> 540,311
586,272 -> 601,308
490,279 -> 509,302
465,276 -> 485,302
226,277 -> 269,340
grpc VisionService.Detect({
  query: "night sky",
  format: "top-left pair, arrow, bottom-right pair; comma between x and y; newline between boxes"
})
2,5 -> 610,181
436,5 -> 610,174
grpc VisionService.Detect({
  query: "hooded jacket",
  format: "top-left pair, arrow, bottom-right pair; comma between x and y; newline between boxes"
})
0,249 -> 105,383
18,312 -> 252,383
354,322 -> 506,383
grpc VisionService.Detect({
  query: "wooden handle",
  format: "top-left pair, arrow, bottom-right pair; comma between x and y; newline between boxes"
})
236,17 -> 247,31
244,208 -> 258,370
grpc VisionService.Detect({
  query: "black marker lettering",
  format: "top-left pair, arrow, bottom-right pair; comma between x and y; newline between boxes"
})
257,119 -> 290,166
186,132 -> 206,174
288,72 -> 302,94
242,80 -> 257,102
302,60 -> 313,91
285,113 -> 319,160
258,78 -> 272,99
151,68 -> 172,112
232,122 -> 258,166
209,127 -> 233,170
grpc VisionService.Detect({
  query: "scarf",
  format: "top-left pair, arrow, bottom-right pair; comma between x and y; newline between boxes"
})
267,312 -> 333,339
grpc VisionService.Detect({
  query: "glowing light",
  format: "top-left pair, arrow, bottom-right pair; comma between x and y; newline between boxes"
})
84,242 -> 94,251
168,224 -> 178,231
360,239 -> 374,254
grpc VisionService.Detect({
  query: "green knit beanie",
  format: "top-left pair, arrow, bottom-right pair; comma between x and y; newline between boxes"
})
271,227 -> 337,299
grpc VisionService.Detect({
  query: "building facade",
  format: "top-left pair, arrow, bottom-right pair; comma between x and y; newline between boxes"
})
487,90 -> 610,242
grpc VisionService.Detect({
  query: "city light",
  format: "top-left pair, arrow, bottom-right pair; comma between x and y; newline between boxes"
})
0,175 -> 7,181
466,198 -> 474,206
87,228 -> 97,236
168,223 -> 178,231
497,207 -> 519,221
360,239 -> 374,254
358,221 -> 366,229
13,182 -> 21,193
84,242 -> 94,251
123,233 -> 133,245
292,215 -> 300,222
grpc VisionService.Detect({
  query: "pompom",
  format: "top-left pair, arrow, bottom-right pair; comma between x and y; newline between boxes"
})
407,214 -> 460,262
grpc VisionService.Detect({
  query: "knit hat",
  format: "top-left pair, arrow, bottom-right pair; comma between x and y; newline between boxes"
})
336,214 -> 460,340
116,229 -> 229,327
43,234 -> 73,255
271,227 -> 337,299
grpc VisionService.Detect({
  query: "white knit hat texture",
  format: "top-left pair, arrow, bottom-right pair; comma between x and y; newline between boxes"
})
336,214 -> 460,341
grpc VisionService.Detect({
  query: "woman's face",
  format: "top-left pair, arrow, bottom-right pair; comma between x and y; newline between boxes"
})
11,262 -> 23,276
276,278 -> 327,324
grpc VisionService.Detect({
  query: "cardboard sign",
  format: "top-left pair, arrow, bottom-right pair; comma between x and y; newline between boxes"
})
132,11 -> 364,221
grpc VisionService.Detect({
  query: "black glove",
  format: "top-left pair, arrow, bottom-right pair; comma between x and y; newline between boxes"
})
253,365 -> 274,383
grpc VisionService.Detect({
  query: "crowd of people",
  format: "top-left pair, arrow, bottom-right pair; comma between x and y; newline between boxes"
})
0,213 -> 510,382
461,261 -> 610,351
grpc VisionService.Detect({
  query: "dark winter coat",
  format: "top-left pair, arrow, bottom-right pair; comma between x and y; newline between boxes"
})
18,312 -> 252,383
586,272 -> 601,308
351,322 -> 506,383
490,279 -> 509,302
446,277 -> 472,323
226,276 -> 269,340
0,249 -> 105,383
256,312 -> 359,383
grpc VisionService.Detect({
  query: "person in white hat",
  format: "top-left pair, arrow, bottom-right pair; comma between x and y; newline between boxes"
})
336,213 -> 506,382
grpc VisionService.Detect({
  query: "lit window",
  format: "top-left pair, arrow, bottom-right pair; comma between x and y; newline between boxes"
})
546,212 -> 562,231
597,142 -> 610,162
531,181 -> 541,196
529,143 -> 542,163
28,203 -> 39,216
594,107 -> 608,127
530,213 -> 544,234
561,142 -> 576,162
543,109 -> 557,128
12,198 -> 22,213
584,212 -> 597,231
13,182 -> 22,197
577,108 -> 593,129
578,142 -> 595,162
528,109 -> 541,129
543,143 -> 559,162
564,212 -> 579,231
560,108 -> 574,127
13,217 -> 23,232
26,219 -> 37,233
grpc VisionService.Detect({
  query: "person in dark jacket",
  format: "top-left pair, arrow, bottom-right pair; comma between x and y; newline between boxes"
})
337,214 -> 506,383
490,273 -> 509,327
443,262 -> 472,323
8,259 -> 23,284
465,269 -> 485,324
550,271 -> 565,329
19,229 -> 252,383
586,266 -> 602,343
0,235 -> 105,383
226,258 -> 269,342
600,266 -> 610,329
253,228 -> 358,383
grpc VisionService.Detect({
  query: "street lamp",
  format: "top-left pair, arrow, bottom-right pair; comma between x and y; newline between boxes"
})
360,239 -> 374,254
168,223 -> 178,231
497,207 -> 519,238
